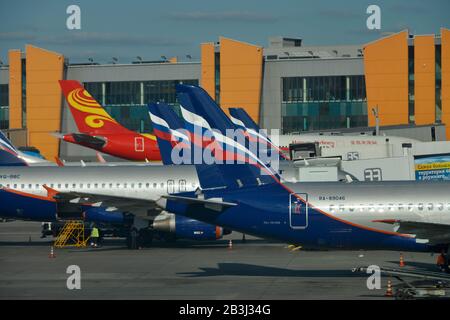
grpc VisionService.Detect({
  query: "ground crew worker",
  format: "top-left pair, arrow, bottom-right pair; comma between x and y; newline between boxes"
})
130,228 -> 138,250
90,225 -> 100,248
437,250 -> 448,272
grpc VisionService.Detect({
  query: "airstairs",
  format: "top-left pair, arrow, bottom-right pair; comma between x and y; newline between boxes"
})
54,220 -> 89,248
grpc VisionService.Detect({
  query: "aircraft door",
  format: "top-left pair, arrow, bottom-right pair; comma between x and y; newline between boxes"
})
167,179 -> 175,194
289,193 -> 308,229
135,137 -> 144,152
179,179 -> 186,192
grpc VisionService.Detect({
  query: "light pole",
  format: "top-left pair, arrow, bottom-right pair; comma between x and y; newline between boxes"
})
371,106 -> 379,136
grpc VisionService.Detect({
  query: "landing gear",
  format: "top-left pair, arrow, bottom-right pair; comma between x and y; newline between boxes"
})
126,228 -> 153,249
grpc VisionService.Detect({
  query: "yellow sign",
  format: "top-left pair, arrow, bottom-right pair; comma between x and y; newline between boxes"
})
415,162 -> 450,171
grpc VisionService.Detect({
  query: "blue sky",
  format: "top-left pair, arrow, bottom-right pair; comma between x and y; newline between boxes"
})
0,0 -> 448,64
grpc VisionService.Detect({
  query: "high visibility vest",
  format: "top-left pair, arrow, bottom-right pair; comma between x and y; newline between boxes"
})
437,255 -> 446,265
91,228 -> 99,238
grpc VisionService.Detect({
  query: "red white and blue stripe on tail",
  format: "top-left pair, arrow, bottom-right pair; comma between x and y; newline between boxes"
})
0,131 -> 27,166
229,108 -> 288,160
148,102 -> 190,165
175,84 -> 280,188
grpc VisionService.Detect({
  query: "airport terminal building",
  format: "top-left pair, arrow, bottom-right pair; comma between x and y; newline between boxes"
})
0,28 -> 449,160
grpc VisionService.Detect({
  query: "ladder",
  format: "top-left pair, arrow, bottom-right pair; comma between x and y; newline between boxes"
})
54,220 -> 89,248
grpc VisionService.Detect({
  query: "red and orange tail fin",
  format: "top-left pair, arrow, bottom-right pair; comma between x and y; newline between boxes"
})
59,80 -> 131,135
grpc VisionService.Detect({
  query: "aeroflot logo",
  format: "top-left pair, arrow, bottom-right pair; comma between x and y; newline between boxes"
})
164,126 -> 281,176
67,88 -> 117,129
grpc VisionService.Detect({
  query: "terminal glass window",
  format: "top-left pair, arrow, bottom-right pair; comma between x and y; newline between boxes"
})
83,79 -> 198,133
281,76 -> 367,133
0,84 -> 8,129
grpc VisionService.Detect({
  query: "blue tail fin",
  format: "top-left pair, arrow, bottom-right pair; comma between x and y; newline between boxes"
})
229,108 -> 259,131
0,131 -> 27,166
175,84 -> 279,189
148,102 -> 190,165
229,107 -> 288,160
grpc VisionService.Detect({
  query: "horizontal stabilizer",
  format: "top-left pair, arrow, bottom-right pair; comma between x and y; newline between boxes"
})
64,133 -> 106,148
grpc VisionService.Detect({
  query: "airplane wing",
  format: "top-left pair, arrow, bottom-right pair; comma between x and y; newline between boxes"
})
375,219 -> 450,245
44,186 -> 160,219
162,195 -> 236,212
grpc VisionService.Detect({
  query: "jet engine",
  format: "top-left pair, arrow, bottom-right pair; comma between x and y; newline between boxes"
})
152,212 -> 231,241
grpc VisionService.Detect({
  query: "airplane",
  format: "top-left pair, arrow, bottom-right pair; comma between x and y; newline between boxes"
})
151,84 -> 450,253
0,130 -> 51,165
58,80 -> 161,162
0,125 -> 229,247
228,107 -> 289,160
0,131 -> 163,168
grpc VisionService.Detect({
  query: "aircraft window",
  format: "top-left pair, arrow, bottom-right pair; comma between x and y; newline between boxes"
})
72,183 -> 76,188
94,183 -> 98,188
427,203 -> 433,211
437,203 -> 444,211
109,183 -> 113,188
388,204 -> 395,211
131,183 -> 135,188
138,183 -> 142,188
80,183 -> 84,188
36,184 -> 39,189
358,205 -> 364,212
65,184 -> 69,188
124,183 -> 127,188
7,184 -> 10,188
116,183 -> 120,188
447,203 -> 450,211
369,204 -> 375,212
160,183 -> 164,188
329,205 -> 335,213
146,183 -> 149,188
102,183 -> 106,188
378,204 -> 384,212
407,203 -> 414,212
153,183 -> 157,188
418,203 -> 424,211
28,184 -> 32,189
13,184 -> 17,189
349,205 -> 355,212
398,204 -> 404,211
87,184 -> 91,189
339,204 -> 345,212
57,184 -> 61,188
21,184 -> 25,189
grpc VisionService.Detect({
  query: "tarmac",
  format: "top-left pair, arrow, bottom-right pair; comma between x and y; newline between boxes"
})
0,220 -> 442,300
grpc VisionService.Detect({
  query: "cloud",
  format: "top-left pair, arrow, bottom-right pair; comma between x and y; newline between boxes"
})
0,32 -> 37,41
167,11 -> 279,23
0,31 -> 188,47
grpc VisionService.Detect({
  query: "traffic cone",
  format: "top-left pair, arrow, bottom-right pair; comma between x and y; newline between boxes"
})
228,239 -> 233,249
385,280 -> 393,297
49,246 -> 56,258
399,253 -> 405,267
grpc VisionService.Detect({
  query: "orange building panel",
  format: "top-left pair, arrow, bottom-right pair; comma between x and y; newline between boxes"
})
8,50 -> 22,129
442,28 -> 450,139
414,35 -> 435,125
25,45 -> 64,160
219,37 -> 263,123
200,43 -> 216,100
364,31 -> 409,126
